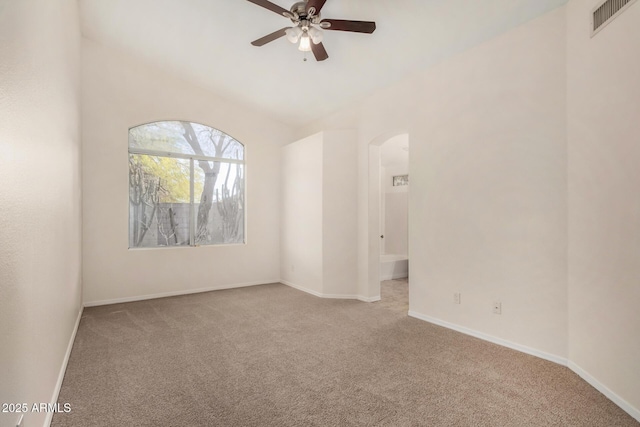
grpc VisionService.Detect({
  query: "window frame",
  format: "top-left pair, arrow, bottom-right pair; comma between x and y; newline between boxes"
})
128,121 -> 246,249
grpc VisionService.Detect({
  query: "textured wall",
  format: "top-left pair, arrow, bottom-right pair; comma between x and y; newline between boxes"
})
409,6 -> 568,360
81,40 -> 294,305
280,134 -> 324,294
0,1 -> 82,426
322,130 -> 358,297
294,2 -> 640,420
281,131 -> 359,298
298,7 -> 568,360
567,0 -> 640,417
383,192 -> 409,256
382,162 -> 409,257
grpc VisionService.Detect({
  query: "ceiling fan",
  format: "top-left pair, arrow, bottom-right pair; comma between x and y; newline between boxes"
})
247,0 -> 376,61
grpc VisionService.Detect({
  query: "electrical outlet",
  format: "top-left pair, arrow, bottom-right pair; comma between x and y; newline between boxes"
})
454,292 -> 461,304
493,301 -> 502,314
16,414 -> 24,427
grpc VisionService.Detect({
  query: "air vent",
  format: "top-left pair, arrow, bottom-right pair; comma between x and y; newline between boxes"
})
592,0 -> 637,36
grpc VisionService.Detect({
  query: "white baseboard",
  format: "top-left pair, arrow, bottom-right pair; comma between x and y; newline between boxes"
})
76,279 -> 640,424
380,273 -> 409,281
568,361 -> 640,423
409,311 -> 639,421
407,310 -> 568,366
87,280 -> 380,308
281,280 -> 325,298
45,307 -> 83,427
58,284 -> 640,424
281,280 -> 373,302
83,280 -> 277,307
323,293 -> 361,300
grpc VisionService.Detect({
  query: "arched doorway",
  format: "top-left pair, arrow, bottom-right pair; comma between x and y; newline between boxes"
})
367,132 -> 410,310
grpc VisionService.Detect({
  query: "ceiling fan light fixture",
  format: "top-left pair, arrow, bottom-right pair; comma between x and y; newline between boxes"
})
285,26 -> 303,43
298,33 -> 311,51
308,26 -> 323,44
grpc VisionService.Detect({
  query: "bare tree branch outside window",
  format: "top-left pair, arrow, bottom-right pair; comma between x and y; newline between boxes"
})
128,121 -> 245,248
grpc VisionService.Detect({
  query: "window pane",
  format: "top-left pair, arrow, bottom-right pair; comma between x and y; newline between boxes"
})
129,121 -> 244,160
129,154 -> 191,248
129,122 -> 195,156
190,123 -> 244,160
193,162 -> 245,245
128,120 -> 245,249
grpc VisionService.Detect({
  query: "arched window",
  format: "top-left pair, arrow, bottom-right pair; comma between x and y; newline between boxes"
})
128,121 -> 244,248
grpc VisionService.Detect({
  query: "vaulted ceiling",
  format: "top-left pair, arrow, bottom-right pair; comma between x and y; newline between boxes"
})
80,0 -> 568,128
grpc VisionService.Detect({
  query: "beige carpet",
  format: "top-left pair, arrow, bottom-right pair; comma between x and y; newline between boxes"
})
52,281 -> 638,426
379,278 -> 410,313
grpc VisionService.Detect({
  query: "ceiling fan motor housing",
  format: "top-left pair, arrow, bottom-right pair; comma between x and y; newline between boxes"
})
290,1 -> 308,16
286,1 -> 322,24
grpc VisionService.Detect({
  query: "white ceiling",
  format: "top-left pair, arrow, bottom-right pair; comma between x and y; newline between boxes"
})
80,0 -> 568,128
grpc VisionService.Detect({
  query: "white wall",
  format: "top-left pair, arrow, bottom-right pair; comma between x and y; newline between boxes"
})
0,1 -> 82,426
383,193 -> 408,256
281,131 -> 358,298
410,6 -> 568,361
293,2 -> 640,420
322,131 -> 358,296
280,134 -> 324,294
567,0 -> 640,416
298,6 -> 569,359
382,163 -> 409,256
81,39 -> 294,305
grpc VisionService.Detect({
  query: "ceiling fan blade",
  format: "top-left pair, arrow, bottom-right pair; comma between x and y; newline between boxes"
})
246,0 -> 289,17
251,27 -> 289,46
322,19 -> 376,34
311,42 -> 329,61
306,0 -> 327,14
